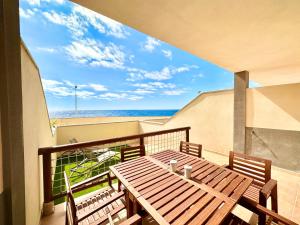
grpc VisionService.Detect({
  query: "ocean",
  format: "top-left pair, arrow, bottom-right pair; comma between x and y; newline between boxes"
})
49,109 -> 179,118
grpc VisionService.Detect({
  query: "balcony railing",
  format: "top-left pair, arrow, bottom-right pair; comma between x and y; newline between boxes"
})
38,126 -> 190,204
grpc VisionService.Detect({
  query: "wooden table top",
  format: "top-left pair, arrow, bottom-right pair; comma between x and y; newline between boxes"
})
150,150 -> 253,201
110,151 -> 252,225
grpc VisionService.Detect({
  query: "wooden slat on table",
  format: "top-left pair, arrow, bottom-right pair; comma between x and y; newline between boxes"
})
150,150 -> 252,201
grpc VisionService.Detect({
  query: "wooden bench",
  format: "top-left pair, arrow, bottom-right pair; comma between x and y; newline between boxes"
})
64,171 -> 142,225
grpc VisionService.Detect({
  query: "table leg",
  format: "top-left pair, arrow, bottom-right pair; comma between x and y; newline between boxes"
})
125,189 -> 133,218
133,200 -> 142,225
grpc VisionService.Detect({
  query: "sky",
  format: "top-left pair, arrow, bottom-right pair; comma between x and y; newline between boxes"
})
19,0 -> 239,111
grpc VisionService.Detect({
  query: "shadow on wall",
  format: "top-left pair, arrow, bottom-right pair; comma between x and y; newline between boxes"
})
246,127 -> 300,171
248,83 -> 300,125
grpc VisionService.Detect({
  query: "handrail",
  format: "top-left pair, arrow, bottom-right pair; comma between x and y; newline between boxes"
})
39,126 -> 190,205
38,126 -> 191,155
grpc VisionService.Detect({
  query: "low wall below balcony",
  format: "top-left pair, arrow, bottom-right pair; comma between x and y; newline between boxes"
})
56,121 -> 141,145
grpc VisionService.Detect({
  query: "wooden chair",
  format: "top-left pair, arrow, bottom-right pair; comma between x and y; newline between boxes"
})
64,171 -> 142,225
118,145 -> 145,191
222,204 -> 298,225
180,141 -> 202,158
121,145 -> 145,162
228,151 -> 278,225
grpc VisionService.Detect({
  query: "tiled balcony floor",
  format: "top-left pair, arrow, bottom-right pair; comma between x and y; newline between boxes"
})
41,150 -> 300,225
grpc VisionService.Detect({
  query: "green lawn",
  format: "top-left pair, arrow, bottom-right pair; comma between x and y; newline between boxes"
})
53,147 -> 121,204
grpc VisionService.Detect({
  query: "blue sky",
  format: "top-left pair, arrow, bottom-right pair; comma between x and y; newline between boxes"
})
19,0 -> 237,111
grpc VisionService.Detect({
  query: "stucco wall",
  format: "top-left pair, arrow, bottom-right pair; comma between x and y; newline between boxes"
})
140,90 -> 234,155
56,121 -> 140,145
247,83 -> 300,130
140,83 -> 300,158
21,43 -> 56,225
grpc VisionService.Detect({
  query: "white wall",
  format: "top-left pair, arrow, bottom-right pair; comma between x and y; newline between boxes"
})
247,83 -> 300,130
21,43 -> 56,225
56,121 -> 140,145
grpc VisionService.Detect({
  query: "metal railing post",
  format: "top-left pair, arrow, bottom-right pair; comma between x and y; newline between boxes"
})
140,137 -> 145,155
42,152 -> 54,215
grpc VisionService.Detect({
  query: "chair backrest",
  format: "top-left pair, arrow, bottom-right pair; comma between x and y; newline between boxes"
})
64,172 -> 78,225
180,141 -> 202,158
229,151 -> 271,187
121,145 -> 145,162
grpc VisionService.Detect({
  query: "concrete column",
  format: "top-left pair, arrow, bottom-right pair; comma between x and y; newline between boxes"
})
233,71 -> 249,153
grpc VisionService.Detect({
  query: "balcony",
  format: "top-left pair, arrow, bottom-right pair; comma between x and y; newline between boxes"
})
38,127 -> 300,225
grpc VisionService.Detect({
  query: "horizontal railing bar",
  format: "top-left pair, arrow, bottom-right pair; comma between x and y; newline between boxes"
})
39,126 -> 190,155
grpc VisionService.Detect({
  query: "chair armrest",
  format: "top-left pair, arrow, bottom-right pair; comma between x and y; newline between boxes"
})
256,204 -> 298,225
260,179 -> 277,198
71,171 -> 111,190
119,214 -> 142,225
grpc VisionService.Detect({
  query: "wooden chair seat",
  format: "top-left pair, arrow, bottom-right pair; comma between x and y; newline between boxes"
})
242,184 -> 261,203
64,171 -> 140,225
76,190 -> 126,225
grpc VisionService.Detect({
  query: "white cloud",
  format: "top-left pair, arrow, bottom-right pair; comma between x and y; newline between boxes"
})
132,89 -> 154,95
128,96 -> 143,101
98,93 -> 127,101
42,79 -> 107,99
75,90 -> 95,99
143,37 -> 160,52
43,10 -> 87,37
125,65 -> 197,81
43,5 -> 128,39
24,0 -> 65,5
19,8 -> 35,18
36,47 -> 57,53
89,84 -> 107,91
73,5 -> 129,39
54,0 -> 65,4
126,72 -> 145,82
133,82 -> 176,90
144,67 -> 171,80
162,49 -> 172,60
25,0 -> 40,6
163,90 -> 185,96
65,39 -> 125,69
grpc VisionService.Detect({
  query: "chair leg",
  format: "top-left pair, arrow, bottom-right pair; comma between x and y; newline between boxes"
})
118,179 -> 121,192
65,214 -> 68,225
258,195 -> 267,225
271,185 -> 278,213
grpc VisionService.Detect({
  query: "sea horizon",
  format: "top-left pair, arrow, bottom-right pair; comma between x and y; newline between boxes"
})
49,109 -> 179,119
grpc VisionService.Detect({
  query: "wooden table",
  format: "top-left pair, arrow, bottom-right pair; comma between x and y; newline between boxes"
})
110,152 -> 252,225
150,150 -> 253,201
